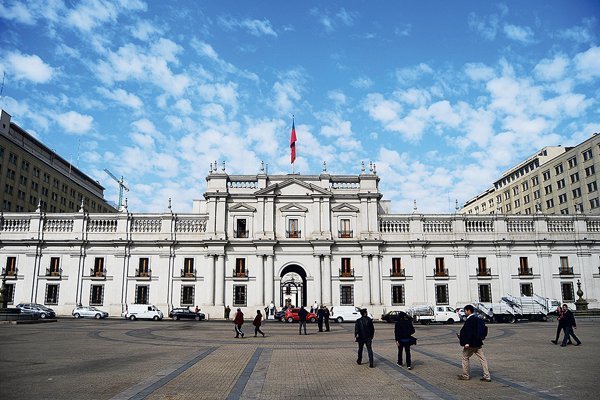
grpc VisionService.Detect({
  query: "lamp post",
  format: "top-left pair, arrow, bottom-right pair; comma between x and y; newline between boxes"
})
0,269 -> 8,309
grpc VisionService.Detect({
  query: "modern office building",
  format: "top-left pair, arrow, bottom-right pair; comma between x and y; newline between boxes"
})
0,109 -> 116,213
461,134 -> 600,215
1,162 -> 598,318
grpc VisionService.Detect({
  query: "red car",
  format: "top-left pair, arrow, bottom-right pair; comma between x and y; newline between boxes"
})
284,308 -> 317,323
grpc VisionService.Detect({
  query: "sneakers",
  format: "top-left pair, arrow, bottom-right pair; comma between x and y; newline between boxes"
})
407,366 -> 412,370
480,377 -> 492,382
551,340 -> 558,344
457,375 -> 470,380
396,362 -> 402,367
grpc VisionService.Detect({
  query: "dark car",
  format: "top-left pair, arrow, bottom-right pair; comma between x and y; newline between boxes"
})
169,308 -> 205,321
274,309 -> 286,321
284,308 -> 317,323
16,303 -> 56,319
381,310 -> 408,323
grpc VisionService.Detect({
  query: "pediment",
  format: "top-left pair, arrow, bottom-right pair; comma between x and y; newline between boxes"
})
255,178 -> 331,197
279,203 -> 308,213
229,203 -> 257,212
331,203 -> 360,213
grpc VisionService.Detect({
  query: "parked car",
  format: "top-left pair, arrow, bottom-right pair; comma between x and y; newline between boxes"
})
122,304 -> 163,321
274,309 -> 286,321
16,303 -> 56,319
72,306 -> 109,319
169,308 -> 205,321
381,310 -> 405,323
284,308 -> 317,323
329,306 -> 373,323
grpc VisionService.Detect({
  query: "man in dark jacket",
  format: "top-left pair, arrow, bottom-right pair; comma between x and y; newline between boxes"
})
354,308 -> 375,367
317,306 -> 325,332
560,304 -> 582,347
457,304 -> 491,382
298,306 -> 308,335
394,312 -> 416,369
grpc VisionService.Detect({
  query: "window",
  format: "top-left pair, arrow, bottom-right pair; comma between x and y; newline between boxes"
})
340,285 -> 354,305
588,181 -> 598,193
391,285 -> 405,305
496,195 -> 502,204
434,257 -> 446,276
339,218 -> 352,238
558,194 -> 567,204
138,258 -> 150,277
568,157 -> 577,169
90,285 -> 104,305
504,191 -> 510,200
572,188 -> 582,198
4,283 -> 15,304
559,256 -> 571,274
585,165 -> 595,176
48,257 -> 60,276
514,199 -> 520,208
532,176 -> 539,186
557,179 -> 565,189
233,285 -> 247,306
554,164 -> 563,175
33,167 -> 40,177
561,282 -> 575,302
560,208 -> 569,215
582,148 -> 593,161
6,168 -> 15,180
8,152 -> 17,165
478,284 -> 492,302
235,219 -> 248,238
570,172 -> 579,183
31,181 -> 38,191
524,207 -> 531,214
435,284 -> 449,305
522,181 -> 529,191
183,258 -> 194,277
45,284 -> 59,305
544,185 -> 553,195
341,258 -> 353,277
477,257 -> 489,276
519,257 -> 530,275
391,258 -> 403,277
43,173 -> 50,183
235,258 -> 247,277
542,170 -> 551,181
533,190 -> 540,200
93,257 -> 105,277
546,198 -> 554,209
523,194 -> 530,204
520,283 -> 533,297
506,203 -> 512,211
5,256 -> 17,275
41,187 -> 48,196
591,197 -> 600,209
135,285 -> 149,304
21,160 -> 29,171
19,175 -> 27,185
513,186 -> 519,195
287,218 -> 300,238
181,286 -> 195,306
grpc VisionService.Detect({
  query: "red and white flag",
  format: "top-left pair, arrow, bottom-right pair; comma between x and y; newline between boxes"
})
290,119 -> 297,164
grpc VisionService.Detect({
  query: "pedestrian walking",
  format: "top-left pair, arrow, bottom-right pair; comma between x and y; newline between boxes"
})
457,304 -> 491,382
559,304 -> 582,347
298,306 -> 308,335
354,308 -> 375,368
324,306 -> 330,331
224,305 -> 231,320
253,310 -> 265,337
551,306 -> 571,345
394,311 -> 416,370
317,306 -> 325,332
233,308 -> 244,338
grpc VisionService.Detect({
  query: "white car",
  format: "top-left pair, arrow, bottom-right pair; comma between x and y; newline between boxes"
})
329,306 -> 373,323
72,306 -> 109,319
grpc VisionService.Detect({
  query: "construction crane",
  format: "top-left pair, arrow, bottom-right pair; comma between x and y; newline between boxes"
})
104,169 -> 130,209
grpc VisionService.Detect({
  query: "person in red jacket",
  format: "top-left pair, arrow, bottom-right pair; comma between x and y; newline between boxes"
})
233,308 -> 244,338
253,310 -> 265,337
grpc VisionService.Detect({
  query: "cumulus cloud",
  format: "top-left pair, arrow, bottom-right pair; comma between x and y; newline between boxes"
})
351,76 -> 373,89
4,51 -> 54,83
503,24 -> 535,44
65,0 -> 146,32
534,55 -> 569,81
56,111 -> 93,134
574,46 -> 600,81
97,87 -> 143,109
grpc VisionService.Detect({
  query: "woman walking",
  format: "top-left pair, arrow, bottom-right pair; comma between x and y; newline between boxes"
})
233,308 -> 244,338
253,310 -> 265,337
395,312 -> 416,370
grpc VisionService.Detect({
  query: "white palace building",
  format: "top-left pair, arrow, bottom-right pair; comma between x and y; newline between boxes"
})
1,161 -> 599,318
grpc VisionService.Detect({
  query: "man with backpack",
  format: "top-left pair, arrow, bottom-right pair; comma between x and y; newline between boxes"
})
457,304 -> 491,382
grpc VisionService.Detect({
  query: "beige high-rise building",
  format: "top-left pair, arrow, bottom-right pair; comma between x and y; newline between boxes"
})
0,109 -> 116,213
461,134 -> 600,215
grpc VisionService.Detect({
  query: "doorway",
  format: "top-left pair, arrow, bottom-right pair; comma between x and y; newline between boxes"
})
280,264 -> 307,308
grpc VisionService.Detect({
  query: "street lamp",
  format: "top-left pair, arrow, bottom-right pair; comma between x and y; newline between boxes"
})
0,268 -> 8,309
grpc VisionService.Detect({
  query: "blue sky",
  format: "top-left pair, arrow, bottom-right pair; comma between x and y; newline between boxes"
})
1,1 -> 599,213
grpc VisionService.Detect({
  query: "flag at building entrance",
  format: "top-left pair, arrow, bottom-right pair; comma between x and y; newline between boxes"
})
290,118 -> 297,165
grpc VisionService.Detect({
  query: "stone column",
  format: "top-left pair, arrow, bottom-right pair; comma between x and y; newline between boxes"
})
323,255 -> 332,305
266,255 -> 275,306
371,255 -> 381,305
255,254 -> 264,306
362,255 -> 371,306
206,255 -> 216,305
314,255 -> 322,304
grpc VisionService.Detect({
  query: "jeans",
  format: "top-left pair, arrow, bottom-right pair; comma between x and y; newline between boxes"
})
561,326 -> 581,346
357,340 -> 373,366
299,320 -> 307,334
397,342 -> 412,367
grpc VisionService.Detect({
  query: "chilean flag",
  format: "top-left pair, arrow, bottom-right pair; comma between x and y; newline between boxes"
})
290,119 -> 297,164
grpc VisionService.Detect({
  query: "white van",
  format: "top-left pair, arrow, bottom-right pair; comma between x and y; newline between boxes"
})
329,306 -> 373,323
123,304 -> 163,321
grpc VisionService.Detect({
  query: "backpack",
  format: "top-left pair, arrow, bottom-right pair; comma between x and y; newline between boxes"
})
477,317 -> 488,340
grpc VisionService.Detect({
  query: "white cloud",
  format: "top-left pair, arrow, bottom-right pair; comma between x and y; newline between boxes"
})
131,20 -> 163,41
534,55 -> 569,81
328,90 -> 347,106
351,76 -> 373,89
219,16 -> 277,37
468,12 -> 500,40
66,0 -> 146,32
363,93 -> 402,124
174,99 -> 193,115
574,46 -> 600,81
0,1 -> 35,24
503,24 -> 535,44
97,87 -> 143,109
396,63 -> 433,85
465,63 -> 495,82
56,111 -> 93,134
556,19 -> 596,44
5,51 -> 54,83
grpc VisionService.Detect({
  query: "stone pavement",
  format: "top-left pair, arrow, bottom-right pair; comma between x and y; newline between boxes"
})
0,317 -> 598,399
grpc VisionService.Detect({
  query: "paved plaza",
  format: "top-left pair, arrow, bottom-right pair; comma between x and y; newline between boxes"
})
0,316 -> 598,399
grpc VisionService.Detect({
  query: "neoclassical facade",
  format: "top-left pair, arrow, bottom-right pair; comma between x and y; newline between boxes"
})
1,163 -> 599,318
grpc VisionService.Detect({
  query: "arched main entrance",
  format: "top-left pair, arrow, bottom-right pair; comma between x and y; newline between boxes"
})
280,264 -> 307,308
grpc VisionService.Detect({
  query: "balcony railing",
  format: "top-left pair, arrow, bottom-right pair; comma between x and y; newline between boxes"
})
518,268 -> 533,276
558,267 -> 574,275
476,268 -> 492,276
338,230 -> 353,238
46,268 -> 62,277
434,268 -> 449,277
339,268 -> 354,278
136,269 -> 152,278
91,268 -> 106,278
234,230 -> 249,238
181,269 -> 196,278
233,269 -> 249,278
286,230 -> 301,238
2,268 -> 18,276
390,268 -> 405,278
